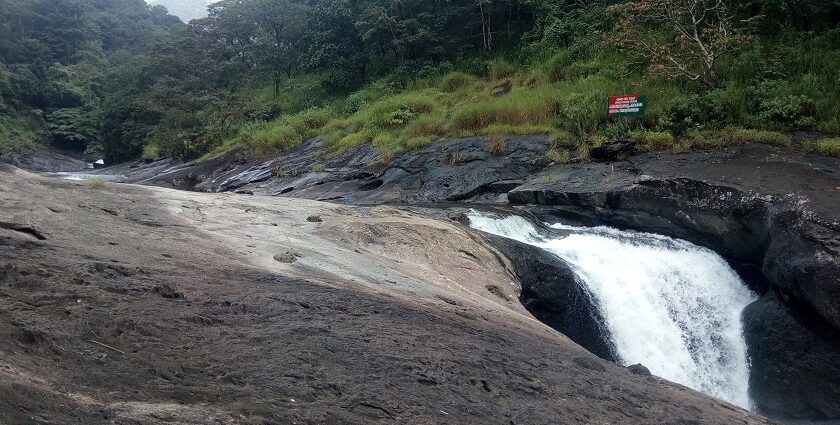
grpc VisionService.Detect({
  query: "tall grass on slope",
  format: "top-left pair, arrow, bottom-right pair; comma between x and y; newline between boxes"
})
233,107 -> 332,157
451,87 -> 559,132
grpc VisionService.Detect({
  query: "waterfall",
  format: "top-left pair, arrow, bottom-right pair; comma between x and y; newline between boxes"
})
468,212 -> 757,409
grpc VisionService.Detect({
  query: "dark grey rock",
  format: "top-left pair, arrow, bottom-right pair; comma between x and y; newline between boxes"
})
590,139 -> 640,161
448,212 -> 470,226
743,291 -> 840,420
306,215 -> 323,223
483,233 -> 616,361
113,136 -> 554,205
627,364 -> 651,376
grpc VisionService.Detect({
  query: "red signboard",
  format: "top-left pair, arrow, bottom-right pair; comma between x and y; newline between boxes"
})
608,94 -> 646,117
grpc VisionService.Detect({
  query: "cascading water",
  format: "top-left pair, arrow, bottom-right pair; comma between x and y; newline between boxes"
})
468,211 -> 757,409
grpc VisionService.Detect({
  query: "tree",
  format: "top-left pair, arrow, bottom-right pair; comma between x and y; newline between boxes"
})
608,0 -> 750,88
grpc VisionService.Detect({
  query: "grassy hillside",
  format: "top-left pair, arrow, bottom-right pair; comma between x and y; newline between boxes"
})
2,0 -> 840,163
204,29 -> 840,162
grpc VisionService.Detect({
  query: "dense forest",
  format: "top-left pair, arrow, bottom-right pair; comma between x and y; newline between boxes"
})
1,0 -> 839,164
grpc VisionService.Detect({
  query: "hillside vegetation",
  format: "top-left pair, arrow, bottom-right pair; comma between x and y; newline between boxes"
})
2,0 -> 840,164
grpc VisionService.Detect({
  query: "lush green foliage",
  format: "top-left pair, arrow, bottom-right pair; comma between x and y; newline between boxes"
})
0,0 -> 182,159
2,0 -> 840,162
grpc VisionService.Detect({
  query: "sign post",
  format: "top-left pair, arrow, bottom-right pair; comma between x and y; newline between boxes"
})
608,94 -> 646,118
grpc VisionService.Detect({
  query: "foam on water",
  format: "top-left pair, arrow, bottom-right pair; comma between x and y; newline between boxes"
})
468,212 -> 756,408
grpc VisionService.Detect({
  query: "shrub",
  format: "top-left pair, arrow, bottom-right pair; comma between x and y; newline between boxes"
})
731,129 -> 790,147
489,59 -> 516,80
485,135 -> 509,155
86,177 -> 107,189
547,148 -> 570,163
549,130 -> 575,149
752,81 -> 816,130
451,87 -> 557,131
348,92 -> 436,133
405,115 -> 446,137
141,143 -> 161,160
441,71 -> 474,93
807,138 -> 840,157
545,52 -> 569,82
630,130 -> 675,151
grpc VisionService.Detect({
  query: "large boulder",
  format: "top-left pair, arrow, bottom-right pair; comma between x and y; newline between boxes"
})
743,291 -> 840,419
483,233 -> 616,361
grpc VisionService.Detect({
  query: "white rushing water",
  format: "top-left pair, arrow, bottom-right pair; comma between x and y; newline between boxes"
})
468,212 -> 757,408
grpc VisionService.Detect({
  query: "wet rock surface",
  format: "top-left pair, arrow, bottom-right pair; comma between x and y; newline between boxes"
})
743,291 -> 840,419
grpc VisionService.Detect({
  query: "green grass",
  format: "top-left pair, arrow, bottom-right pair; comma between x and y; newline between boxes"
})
547,148 -> 570,163
731,129 -> 791,147
451,86 -> 559,131
489,59 -> 516,80
440,71 -> 475,93
0,113 -> 44,157
141,143 -> 161,160
807,138 -> 840,157
233,107 -> 332,156
631,130 -> 675,151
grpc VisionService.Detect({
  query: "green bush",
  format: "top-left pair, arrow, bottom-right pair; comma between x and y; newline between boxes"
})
752,81 -> 816,130
440,72 -> 475,93
631,130 -> 675,151
141,143 -> 161,160
547,148 -> 570,163
807,138 -> 840,157
545,52 -> 570,82
731,129 -> 791,147
489,59 -> 516,80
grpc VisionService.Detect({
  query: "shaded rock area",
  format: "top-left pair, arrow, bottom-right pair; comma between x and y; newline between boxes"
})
0,169 -> 772,425
589,138 -> 640,161
482,234 -> 617,361
4,148 -> 88,172
743,291 -> 840,420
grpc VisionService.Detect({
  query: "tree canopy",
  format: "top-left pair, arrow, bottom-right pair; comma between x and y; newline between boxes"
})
1,0 -> 839,161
